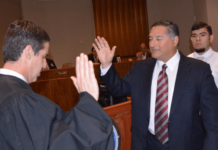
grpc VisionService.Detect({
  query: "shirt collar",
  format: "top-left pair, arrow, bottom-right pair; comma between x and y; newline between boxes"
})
156,50 -> 180,71
194,47 -> 213,58
0,68 -> 27,83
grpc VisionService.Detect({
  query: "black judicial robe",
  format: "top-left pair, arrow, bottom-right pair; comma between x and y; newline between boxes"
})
0,74 -> 114,150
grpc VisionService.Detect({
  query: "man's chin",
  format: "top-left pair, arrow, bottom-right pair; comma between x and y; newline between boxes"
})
37,71 -> 41,77
194,48 -> 205,53
151,50 -> 159,54
33,74 -> 40,82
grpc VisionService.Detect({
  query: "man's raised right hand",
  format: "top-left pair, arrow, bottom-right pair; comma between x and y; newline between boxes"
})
93,36 -> 116,69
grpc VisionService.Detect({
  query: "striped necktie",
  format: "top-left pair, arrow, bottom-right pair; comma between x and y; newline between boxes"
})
155,64 -> 169,144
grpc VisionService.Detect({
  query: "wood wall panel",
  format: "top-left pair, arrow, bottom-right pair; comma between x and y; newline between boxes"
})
104,101 -> 132,150
92,0 -> 149,57
31,78 -> 79,112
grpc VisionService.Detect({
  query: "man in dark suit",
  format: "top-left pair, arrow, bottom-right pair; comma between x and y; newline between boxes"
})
93,20 -> 218,150
0,20 -> 113,150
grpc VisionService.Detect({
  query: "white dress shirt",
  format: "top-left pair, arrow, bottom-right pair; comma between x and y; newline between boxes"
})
149,50 -> 180,134
100,50 -> 180,135
188,47 -> 218,88
0,68 -> 27,83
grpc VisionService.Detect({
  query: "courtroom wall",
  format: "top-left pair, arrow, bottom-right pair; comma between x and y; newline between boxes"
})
1,0 -> 217,69
146,0 -> 195,55
206,0 -> 218,51
0,1 -> 21,68
21,0 -> 96,68
193,0 -> 208,23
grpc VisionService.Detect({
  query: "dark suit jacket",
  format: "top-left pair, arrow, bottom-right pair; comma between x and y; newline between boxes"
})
100,51 -> 218,150
0,75 -> 113,150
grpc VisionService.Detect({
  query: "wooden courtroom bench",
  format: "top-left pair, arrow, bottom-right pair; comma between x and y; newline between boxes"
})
30,77 -> 79,111
30,61 -> 135,111
36,61 -> 135,82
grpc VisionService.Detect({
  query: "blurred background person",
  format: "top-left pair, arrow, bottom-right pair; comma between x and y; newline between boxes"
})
88,47 -> 100,63
136,43 -> 151,60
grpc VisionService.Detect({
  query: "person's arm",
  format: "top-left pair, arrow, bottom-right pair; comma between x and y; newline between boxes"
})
200,65 -> 218,150
93,37 -> 132,97
58,53 -> 114,149
100,63 -> 112,76
13,91 -> 114,150
99,64 -> 131,97
50,91 -> 114,150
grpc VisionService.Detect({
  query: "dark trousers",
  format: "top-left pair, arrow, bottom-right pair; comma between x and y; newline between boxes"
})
143,131 -> 169,150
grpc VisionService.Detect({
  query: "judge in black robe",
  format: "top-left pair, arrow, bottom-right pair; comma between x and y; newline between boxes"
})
0,71 -> 113,150
0,20 -> 113,150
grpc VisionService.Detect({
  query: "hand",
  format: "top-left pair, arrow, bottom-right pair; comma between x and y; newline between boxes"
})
93,36 -> 116,68
71,53 -> 99,101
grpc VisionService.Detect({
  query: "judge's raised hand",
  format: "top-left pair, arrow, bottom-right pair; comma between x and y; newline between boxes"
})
71,53 -> 99,101
93,36 -> 116,69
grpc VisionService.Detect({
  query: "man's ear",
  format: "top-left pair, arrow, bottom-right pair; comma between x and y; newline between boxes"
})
23,45 -> 34,60
173,36 -> 179,46
210,34 -> 214,43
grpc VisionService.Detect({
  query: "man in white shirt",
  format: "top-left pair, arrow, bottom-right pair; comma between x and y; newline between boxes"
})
188,22 -> 218,88
93,20 -> 218,150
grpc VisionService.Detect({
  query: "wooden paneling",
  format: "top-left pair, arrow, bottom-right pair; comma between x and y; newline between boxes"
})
36,61 -> 135,82
92,0 -> 149,57
31,78 -> 79,112
104,101 -> 132,150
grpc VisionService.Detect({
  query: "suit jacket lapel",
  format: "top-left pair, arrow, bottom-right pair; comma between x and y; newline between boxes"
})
143,58 -> 157,116
169,52 -> 191,118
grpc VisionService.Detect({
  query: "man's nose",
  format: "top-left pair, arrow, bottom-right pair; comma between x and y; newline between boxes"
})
149,39 -> 155,48
196,35 -> 200,41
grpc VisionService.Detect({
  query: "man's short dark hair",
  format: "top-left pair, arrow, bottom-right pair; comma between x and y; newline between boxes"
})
151,20 -> 179,46
3,20 -> 50,62
191,22 -> 212,35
